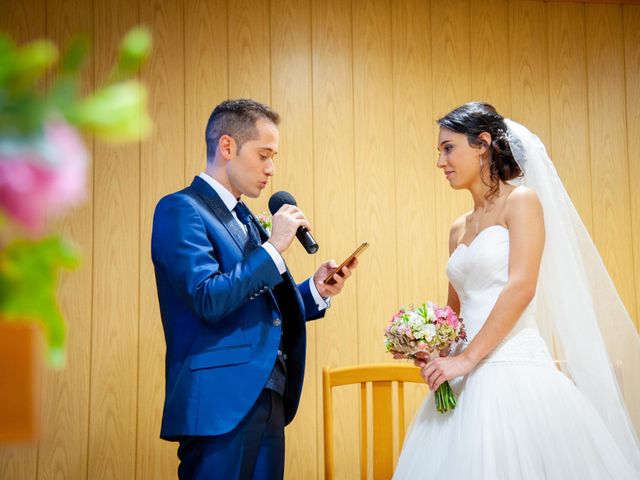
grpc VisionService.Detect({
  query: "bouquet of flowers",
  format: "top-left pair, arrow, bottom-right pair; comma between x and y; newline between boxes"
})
385,302 -> 467,413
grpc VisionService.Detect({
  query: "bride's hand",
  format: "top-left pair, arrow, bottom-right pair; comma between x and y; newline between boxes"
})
413,347 -> 451,369
413,351 -> 429,368
419,353 -> 475,391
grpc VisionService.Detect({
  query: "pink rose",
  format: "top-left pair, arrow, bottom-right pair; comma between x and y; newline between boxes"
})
0,121 -> 88,233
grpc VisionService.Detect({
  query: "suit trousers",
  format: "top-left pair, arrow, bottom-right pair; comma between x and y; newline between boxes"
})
177,389 -> 285,480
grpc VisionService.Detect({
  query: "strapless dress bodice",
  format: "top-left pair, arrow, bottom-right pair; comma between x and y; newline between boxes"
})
447,225 -> 549,365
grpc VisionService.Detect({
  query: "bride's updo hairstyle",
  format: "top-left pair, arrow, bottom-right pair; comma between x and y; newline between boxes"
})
438,102 -> 522,199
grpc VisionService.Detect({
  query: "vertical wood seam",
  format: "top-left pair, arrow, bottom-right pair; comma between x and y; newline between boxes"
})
620,5 -> 639,324
133,1 -> 141,478
583,3 -> 595,235
85,0 -> 97,473
349,0 -> 359,365
389,0 -> 400,347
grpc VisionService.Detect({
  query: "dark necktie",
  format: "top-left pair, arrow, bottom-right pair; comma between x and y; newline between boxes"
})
234,201 -> 261,250
235,202 -> 286,394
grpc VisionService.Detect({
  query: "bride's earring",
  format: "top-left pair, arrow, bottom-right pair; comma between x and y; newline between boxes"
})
479,155 -> 484,168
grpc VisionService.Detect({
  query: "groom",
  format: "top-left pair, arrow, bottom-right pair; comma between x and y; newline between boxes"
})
151,99 -> 356,479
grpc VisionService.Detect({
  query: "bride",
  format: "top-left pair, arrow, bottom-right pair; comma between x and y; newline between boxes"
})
393,102 -> 640,479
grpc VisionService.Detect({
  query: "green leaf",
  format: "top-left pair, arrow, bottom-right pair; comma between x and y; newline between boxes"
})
49,76 -> 80,114
59,34 -> 89,75
110,27 -> 152,83
13,40 -> 58,86
0,35 -> 18,85
0,236 -> 80,367
67,80 -> 151,141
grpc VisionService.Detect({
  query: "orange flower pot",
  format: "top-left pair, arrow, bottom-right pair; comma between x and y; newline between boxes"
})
0,322 -> 41,443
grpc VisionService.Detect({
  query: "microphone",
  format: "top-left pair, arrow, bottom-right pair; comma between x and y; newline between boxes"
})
268,191 -> 319,254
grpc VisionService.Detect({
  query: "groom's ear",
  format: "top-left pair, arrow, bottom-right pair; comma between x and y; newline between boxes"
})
218,134 -> 237,160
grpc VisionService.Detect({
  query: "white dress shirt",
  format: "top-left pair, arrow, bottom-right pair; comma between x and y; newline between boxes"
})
198,172 -> 329,311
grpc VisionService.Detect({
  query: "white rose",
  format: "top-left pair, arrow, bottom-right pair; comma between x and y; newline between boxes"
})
425,307 -> 436,322
421,323 -> 436,341
407,311 -> 422,326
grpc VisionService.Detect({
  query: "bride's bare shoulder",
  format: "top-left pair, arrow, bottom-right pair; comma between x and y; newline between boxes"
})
449,214 -> 468,251
505,185 -> 543,224
506,185 -> 540,203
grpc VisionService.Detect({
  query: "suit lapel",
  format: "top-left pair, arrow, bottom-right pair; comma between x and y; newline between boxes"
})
188,177 -> 252,256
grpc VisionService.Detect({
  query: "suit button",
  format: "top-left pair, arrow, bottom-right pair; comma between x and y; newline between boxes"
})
273,318 -> 281,327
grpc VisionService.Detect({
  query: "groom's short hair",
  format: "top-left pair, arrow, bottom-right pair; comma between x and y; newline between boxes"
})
205,99 -> 280,157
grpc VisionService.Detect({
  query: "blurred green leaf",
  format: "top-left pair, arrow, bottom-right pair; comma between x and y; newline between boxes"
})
112,27 -> 151,82
13,40 -> 58,87
0,35 -> 18,85
50,76 -> 80,116
0,91 -> 48,136
59,34 -> 89,75
67,80 -> 151,141
0,236 -> 80,367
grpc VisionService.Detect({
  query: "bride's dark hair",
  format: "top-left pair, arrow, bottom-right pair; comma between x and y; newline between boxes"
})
438,102 -> 522,199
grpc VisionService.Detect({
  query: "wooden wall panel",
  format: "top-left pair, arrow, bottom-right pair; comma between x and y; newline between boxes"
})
586,4 -> 637,317
269,0 -> 317,477
352,0 -> 396,364
471,0 -> 511,116
547,3 -> 593,232
137,0 -> 184,478
37,1 -> 94,478
390,0 -> 435,439
624,5 -> 640,327
510,0 -> 551,148
311,0 -> 359,477
227,0 -> 270,104
430,0 -> 473,301
0,1 -> 639,479
87,0 -> 140,478
184,0 -> 228,179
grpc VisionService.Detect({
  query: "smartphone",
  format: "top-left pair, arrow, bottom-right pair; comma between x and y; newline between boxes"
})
323,242 -> 369,285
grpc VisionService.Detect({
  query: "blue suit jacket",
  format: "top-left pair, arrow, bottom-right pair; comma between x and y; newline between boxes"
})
151,176 -> 324,439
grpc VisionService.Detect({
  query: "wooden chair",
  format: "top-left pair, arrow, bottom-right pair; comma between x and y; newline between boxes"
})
322,363 -> 426,479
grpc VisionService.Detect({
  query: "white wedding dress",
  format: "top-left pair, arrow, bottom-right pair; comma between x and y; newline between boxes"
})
393,225 -> 639,479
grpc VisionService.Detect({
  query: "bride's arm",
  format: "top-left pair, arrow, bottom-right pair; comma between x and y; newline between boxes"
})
420,187 -> 544,390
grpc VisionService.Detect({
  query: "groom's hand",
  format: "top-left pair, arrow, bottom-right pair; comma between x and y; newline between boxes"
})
268,204 -> 311,254
313,258 -> 358,298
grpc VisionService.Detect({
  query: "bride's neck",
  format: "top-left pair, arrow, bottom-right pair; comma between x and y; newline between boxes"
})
469,181 -> 509,210
468,184 -> 491,210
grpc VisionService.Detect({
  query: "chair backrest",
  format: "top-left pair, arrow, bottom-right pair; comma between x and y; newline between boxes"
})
322,363 -> 425,480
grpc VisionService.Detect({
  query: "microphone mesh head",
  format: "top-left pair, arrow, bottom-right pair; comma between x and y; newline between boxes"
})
268,191 -> 297,214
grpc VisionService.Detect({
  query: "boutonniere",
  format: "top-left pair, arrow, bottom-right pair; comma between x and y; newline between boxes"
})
256,212 -> 272,235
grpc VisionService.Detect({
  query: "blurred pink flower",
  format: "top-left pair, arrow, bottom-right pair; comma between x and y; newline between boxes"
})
0,121 -> 88,233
